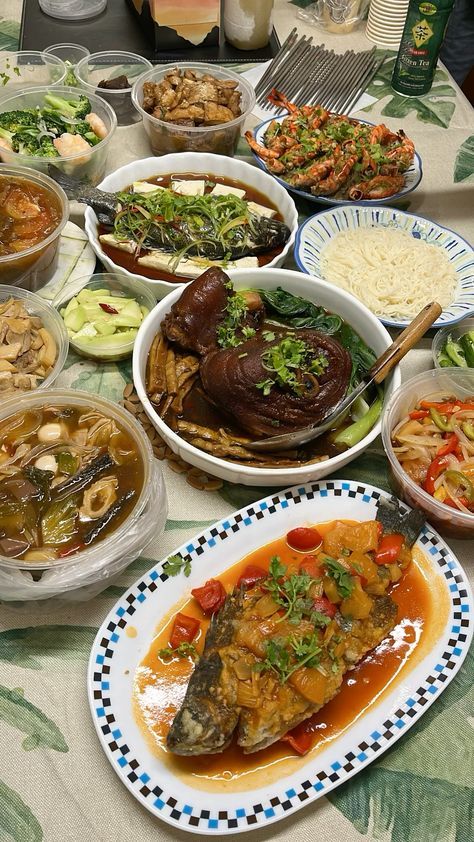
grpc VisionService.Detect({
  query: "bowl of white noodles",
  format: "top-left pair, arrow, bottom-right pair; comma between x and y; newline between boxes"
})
295,206 -> 474,329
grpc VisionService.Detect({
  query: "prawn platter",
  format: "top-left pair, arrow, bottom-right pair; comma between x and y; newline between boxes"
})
88,481 -> 472,834
247,91 -> 422,206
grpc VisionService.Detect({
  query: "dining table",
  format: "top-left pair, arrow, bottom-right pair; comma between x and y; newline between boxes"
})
1,1 -> 473,841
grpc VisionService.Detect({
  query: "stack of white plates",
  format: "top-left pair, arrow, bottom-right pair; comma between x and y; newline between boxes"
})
366,0 -> 409,49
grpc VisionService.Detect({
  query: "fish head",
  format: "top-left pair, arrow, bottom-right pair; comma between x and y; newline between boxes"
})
48,164 -> 118,226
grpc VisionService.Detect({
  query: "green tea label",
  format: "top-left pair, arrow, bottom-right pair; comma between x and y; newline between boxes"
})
419,2 -> 437,14
412,18 -> 434,47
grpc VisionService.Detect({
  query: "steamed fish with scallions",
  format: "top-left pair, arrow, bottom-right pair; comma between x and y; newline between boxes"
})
48,166 -> 291,281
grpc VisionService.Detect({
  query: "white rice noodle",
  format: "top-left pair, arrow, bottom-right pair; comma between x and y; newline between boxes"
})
320,228 -> 459,320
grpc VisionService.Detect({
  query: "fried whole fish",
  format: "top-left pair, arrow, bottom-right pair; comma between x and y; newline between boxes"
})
48,165 -> 291,260
166,503 -> 424,757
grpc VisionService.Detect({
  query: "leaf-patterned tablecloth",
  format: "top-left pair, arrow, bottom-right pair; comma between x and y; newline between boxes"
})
0,2 -> 473,841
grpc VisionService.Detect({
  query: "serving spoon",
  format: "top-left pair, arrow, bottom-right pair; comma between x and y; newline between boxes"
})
248,301 -> 442,452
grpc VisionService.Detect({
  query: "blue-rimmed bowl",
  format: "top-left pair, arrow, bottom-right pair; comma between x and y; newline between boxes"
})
250,115 -> 423,206
295,205 -> 474,329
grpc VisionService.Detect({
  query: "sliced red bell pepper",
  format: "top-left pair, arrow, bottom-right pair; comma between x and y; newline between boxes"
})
423,455 -> 450,495
312,595 -> 337,619
409,409 -> 430,420
286,526 -> 323,552
169,612 -> 200,648
375,533 -> 404,565
280,720 -> 314,755
237,565 -> 266,588
191,578 -> 226,615
443,496 -> 472,510
298,555 -> 322,579
437,433 -> 459,457
419,400 -> 474,412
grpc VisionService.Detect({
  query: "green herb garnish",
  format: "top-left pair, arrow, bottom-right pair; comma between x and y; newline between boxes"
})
263,556 -> 321,626
159,642 -> 198,661
255,632 -> 322,683
217,292 -> 249,349
163,554 -> 192,577
322,556 -> 354,598
256,336 -> 328,397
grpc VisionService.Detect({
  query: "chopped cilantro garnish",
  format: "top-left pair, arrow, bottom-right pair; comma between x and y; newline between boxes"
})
163,554 -> 192,577
322,556 -> 354,598
256,336 -> 328,397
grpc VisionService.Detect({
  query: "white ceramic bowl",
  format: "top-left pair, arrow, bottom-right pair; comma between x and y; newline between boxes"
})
84,153 -> 298,299
295,205 -> 474,329
133,267 -> 400,486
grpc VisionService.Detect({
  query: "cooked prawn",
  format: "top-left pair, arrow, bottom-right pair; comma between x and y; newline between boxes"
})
348,175 -> 405,200
53,133 -> 92,162
85,112 -> 108,140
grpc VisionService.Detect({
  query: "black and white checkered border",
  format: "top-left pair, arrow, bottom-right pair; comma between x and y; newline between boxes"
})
90,481 -> 472,832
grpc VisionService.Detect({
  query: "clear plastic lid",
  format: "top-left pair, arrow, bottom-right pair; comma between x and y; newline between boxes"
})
38,0 -> 107,22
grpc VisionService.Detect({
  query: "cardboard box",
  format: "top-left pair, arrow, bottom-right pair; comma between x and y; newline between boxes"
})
128,0 -> 221,51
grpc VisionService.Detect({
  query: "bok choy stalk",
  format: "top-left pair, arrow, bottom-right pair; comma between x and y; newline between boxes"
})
334,392 -> 383,448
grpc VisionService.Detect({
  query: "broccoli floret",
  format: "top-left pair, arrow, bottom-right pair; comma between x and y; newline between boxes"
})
40,111 -> 68,136
70,120 -> 101,146
42,93 -> 91,120
11,128 -> 42,156
0,109 -> 38,133
37,136 -> 59,158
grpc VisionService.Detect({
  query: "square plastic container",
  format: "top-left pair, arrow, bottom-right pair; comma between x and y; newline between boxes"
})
132,63 -> 256,157
75,51 -> 152,126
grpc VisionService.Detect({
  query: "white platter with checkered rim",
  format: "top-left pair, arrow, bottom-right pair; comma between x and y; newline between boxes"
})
87,481 -> 472,835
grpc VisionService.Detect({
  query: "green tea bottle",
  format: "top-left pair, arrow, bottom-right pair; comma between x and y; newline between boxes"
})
391,0 -> 455,96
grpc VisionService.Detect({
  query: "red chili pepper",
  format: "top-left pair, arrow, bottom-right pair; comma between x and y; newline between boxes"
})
99,302 -> 119,314
437,433 -> 459,457
419,400 -> 474,412
57,541 -> 84,558
312,595 -> 337,619
423,454 -> 450,495
237,565 -> 266,588
280,720 -> 314,755
169,612 -> 200,648
375,533 -> 404,565
191,578 -> 226,615
443,496 -> 471,510
298,555 -> 322,579
286,526 -> 323,552
409,410 -> 430,420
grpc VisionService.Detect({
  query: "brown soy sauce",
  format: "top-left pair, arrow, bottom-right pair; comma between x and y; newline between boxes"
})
98,173 -> 285,283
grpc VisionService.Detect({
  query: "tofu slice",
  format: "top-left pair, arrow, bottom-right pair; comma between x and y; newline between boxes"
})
138,251 -> 258,279
132,180 -> 165,194
247,200 -> 277,219
100,234 -> 136,254
210,183 -> 246,199
171,179 -> 206,196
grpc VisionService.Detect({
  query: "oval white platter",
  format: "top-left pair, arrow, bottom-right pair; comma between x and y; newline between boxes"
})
250,115 -> 423,207
88,480 -> 472,835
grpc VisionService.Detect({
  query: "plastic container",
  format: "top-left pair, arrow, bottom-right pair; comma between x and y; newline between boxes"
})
75,51 -> 152,126
38,0 -> 107,20
0,51 -> 67,98
44,44 -> 90,86
382,368 -> 474,539
54,273 -> 157,361
224,0 -> 274,50
432,319 -> 474,369
0,286 -> 68,389
0,86 -> 117,186
0,389 -> 167,603
0,165 -> 69,290
132,63 -> 256,157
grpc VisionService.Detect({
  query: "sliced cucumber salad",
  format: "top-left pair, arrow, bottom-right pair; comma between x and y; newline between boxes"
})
60,288 -> 149,358
438,329 -> 474,368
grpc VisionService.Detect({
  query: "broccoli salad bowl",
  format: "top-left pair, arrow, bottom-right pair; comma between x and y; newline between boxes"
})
0,86 -> 117,186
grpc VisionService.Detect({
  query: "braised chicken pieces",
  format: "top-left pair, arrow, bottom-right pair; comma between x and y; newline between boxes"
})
162,267 -> 351,438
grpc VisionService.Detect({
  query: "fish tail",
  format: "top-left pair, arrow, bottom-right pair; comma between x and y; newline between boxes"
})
47,164 -> 117,216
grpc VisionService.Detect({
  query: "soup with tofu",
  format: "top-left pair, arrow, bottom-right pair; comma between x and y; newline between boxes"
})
98,173 -> 287,284
0,404 -> 143,562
